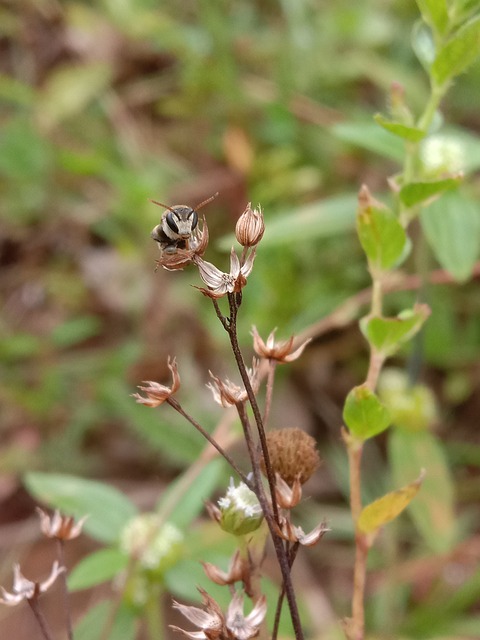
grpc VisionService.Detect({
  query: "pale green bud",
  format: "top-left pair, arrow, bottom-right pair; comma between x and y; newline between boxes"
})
378,368 -> 437,432
420,135 -> 465,176
217,480 -> 263,536
120,515 -> 184,575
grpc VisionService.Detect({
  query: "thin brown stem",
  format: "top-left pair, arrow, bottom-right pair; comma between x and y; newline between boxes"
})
27,596 -> 55,640
263,360 -> 277,426
56,539 -> 73,640
167,397 -> 250,487
226,293 -> 279,524
222,294 -> 304,640
272,542 -> 300,640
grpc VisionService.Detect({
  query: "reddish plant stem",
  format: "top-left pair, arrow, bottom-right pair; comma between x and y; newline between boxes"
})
346,432 -> 367,640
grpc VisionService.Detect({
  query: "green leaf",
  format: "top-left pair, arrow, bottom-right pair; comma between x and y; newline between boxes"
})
389,429 -> 457,553
361,304 -> 431,356
432,15 -> 480,86
374,114 -> 426,142
50,316 -> 102,348
156,458 -> 225,529
411,20 -> 437,70
332,121 -> 404,162
36,62 -> 112,130
24,472 -> 137,543
357,194 -> 408,271
358,471 -> 425,535
74,600 -> 137,640
343,384 -> 392,440
399,176 -> 462,207
68,549 -> 129,591
420,190 -> 480,281
415,0 -> 449,36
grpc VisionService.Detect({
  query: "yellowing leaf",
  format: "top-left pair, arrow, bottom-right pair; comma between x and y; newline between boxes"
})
358,471 -> 425,535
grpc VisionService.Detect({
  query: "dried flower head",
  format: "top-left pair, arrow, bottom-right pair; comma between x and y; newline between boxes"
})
172,587 -> 224,640
276,516 -> 329,547
36,508 -> 88,541
235,203 -> 265,247
207,360 -> 260,408
202,550 -> 246,588
262,428 -> 320,486
171,588 -> 267,640
251,326 -> 311,363
273,473 -> 303,509
194,248 -> 256,298
132,357 -> 180,407
0,562 -> 65,606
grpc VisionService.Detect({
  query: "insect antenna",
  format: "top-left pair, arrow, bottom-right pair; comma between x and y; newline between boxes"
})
194,192 -> 219,211
150,200 -> 178,214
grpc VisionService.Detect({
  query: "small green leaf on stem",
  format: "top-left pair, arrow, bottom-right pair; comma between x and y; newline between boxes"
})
399,175 -> 462,207
357,186 -> 408,271
343,384 -> 391,440
360,304 -> 431,357
431,15 -> 480,87
415,0 -> 449,36
357,470 -> 425,535
374,114 -> 426,142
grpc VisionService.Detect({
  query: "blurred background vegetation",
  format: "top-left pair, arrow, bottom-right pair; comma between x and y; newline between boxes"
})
1,0 -> 480,638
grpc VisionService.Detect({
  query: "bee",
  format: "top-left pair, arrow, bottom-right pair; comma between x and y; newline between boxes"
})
150,192 -> 218,254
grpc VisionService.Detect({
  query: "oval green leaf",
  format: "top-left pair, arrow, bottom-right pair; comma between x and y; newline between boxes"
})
361,304 -> 431,356
432,15 -> 480,87
68,548 -> 129,591
343,384 -> 391,440
357,201 -> 408,271
389,429 -> 457,553
420,190 -> 480,282
399,176 -> 462,208
374,114 -> 425,142
358,470 -> 425,535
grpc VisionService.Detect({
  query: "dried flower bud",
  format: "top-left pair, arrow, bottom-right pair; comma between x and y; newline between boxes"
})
36,508 -> 88,541
276,516 -> 329,546
251,326 -> 311,363
262,428 -> 320,486
235,203 -> 265,247
216,480 -> 263,536
120,515 -> 184,575
132,356 -> 180,407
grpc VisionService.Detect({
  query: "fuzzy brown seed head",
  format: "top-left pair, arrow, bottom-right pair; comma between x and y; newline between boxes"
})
263,428 -> 320,486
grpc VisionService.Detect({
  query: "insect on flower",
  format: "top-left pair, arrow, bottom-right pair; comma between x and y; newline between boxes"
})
151,192 -> 218,255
